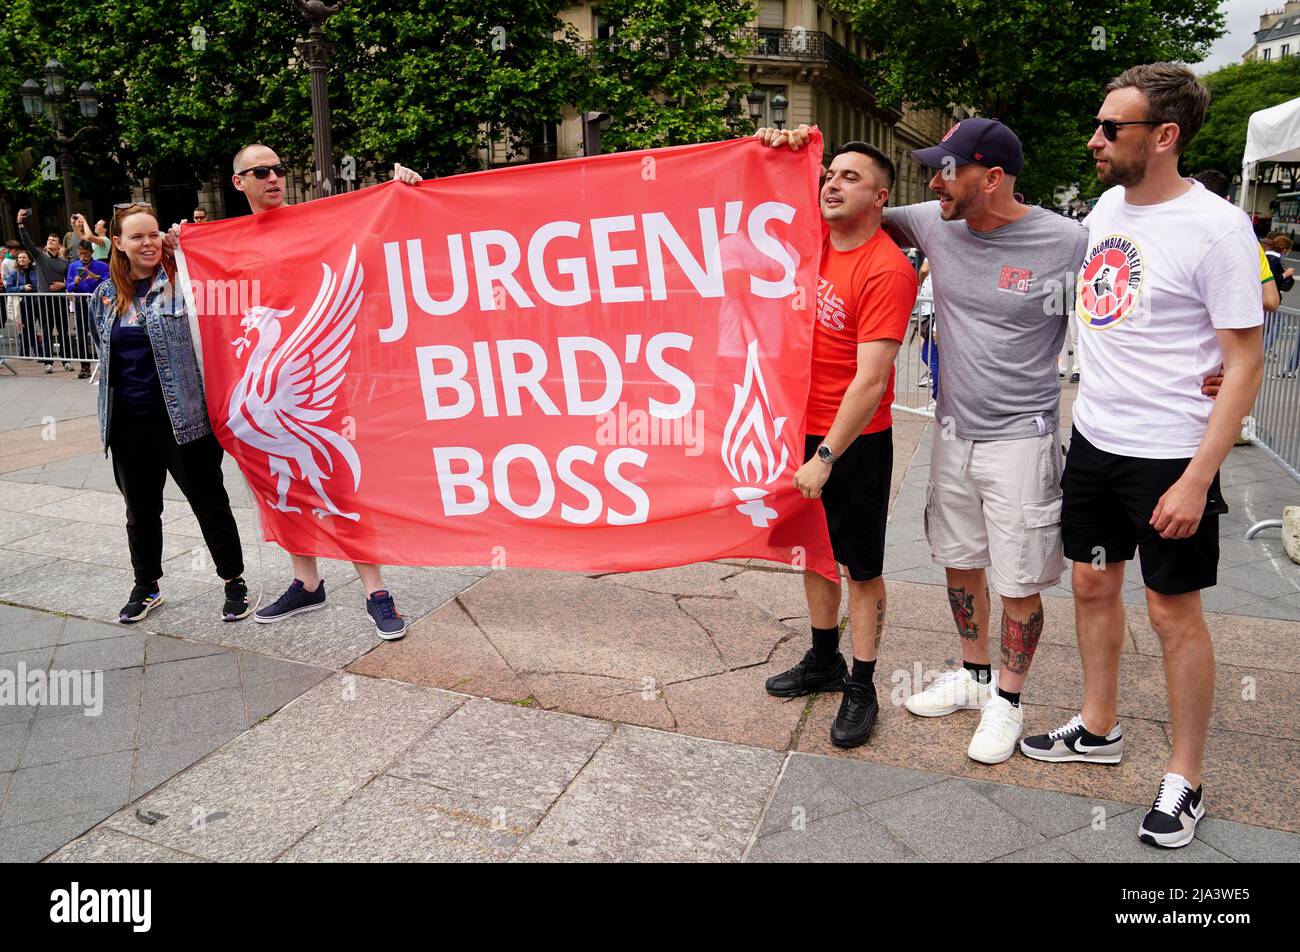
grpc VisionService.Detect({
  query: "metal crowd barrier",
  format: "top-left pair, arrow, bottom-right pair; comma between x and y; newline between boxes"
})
1245,305 -> 1300,540
891,305 -> 937,419
0,292 -> 98,375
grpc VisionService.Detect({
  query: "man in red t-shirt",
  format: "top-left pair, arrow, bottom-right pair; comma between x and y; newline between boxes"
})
759,136 -> 918,749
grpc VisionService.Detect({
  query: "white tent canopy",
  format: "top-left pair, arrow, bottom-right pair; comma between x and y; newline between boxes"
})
1238,96 -> 1300,210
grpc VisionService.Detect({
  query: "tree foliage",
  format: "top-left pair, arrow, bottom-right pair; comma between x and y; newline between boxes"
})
326,1 -> 585,177
1182,55 -> 1300,185
581,0 -> 758,151
833,0 -> 1225,201
1,0 -> 764,211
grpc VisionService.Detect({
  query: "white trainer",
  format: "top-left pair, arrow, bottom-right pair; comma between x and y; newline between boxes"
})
967,695 -> 1024,764
904,667 -> 995,717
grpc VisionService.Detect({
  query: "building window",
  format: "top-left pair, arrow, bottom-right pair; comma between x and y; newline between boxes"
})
750,85 -> 789,127
1283,44 -> 1291,56
757,0 -> 785,29
756,0 -> 785,53
595,11 -> 618,40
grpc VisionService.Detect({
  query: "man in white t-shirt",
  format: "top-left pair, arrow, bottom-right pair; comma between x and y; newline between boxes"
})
1020,63 -> 1264,850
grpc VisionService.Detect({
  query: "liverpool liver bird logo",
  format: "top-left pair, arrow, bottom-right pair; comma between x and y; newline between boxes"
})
228,247 -> 363,521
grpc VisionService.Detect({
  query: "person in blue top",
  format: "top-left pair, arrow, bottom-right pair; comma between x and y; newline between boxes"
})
4,250 -> 40,355
67,240 -> 110,378
91,202 -> 251,624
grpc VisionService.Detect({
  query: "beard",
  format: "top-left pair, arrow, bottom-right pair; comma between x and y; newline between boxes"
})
938,189 -> 977,222
1096,137 -> 1154,187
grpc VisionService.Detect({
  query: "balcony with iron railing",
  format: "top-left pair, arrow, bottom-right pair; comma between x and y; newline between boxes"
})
574,28 -> 886,104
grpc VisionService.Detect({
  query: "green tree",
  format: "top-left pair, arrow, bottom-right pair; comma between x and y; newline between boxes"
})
582,0 -> 758,151
3,0 -> 592,199
0,0 -> 66,229
833,0 -> 1224,201
325,1 -> 586,178
0,0 -> 310,231
0,0 -> 762,222
31,0 -> 309,180
1183,56 -> 1300,189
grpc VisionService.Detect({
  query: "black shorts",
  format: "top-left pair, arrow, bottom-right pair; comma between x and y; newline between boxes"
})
1060,426 -> 1227,595
804,430 -> 892,581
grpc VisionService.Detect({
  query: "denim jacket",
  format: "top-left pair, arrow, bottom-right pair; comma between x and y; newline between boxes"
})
92,267 -> 212,449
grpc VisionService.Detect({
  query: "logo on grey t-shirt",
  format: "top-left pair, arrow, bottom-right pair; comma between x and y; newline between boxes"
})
997,265 -> 1034,294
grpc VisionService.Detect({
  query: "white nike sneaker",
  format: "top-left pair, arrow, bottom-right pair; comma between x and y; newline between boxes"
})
967,695 -> 1023,764
904,667 -> 995,717
1020,714 -> 1124,764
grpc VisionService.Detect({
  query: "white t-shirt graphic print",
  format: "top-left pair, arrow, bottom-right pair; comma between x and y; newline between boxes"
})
1073,181 -> 1262,459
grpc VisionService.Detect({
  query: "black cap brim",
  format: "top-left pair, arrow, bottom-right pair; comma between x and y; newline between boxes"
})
911,145 -> 971,170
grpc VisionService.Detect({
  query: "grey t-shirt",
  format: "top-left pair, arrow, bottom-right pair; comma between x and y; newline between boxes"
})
886,202 -> 1089,441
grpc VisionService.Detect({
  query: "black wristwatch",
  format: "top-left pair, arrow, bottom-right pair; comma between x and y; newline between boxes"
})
816,443 -> 839,465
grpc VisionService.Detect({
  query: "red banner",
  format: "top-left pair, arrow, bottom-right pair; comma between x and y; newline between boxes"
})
178,132 -> 836,578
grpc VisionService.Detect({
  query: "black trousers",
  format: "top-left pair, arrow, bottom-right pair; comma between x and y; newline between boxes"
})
19,296 -> 44,358
47,296 -> 72,363
109,399 -> 244,586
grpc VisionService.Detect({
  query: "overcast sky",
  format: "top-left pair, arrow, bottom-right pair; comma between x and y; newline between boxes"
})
1198,0 -> 1273,71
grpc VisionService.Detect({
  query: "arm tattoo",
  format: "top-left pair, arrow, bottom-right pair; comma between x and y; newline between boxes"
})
1000,608 -> 1044,676
874,598 -> 884,651
947,586 -> 979,642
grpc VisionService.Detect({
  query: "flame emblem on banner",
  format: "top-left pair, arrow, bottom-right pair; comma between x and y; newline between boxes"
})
720,340 -> 790,527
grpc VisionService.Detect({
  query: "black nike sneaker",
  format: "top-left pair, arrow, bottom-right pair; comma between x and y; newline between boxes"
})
1139,773 -> 1205,848
830,679 -> 878,748
1020,714 -> 1123,764
764,649 -> 847,698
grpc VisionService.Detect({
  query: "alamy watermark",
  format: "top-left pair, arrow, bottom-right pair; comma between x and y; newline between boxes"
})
0,664 -> 103,716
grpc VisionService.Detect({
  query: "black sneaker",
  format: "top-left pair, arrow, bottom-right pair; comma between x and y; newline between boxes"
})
1138,773 -> 1205,849
764,649 -> 847,698
830,679 -> 878,748
119,583 -> 163,623
365,589 -> 407,640
254,578 -> 327,623
222,577 -> 252,622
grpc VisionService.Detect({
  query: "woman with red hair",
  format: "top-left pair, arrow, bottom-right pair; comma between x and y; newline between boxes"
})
91,203 -> 249,623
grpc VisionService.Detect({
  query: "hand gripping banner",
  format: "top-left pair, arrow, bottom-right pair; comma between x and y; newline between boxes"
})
177,131 -> 837,578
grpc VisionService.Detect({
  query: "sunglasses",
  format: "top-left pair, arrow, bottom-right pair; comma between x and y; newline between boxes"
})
113,201 -> 152,211
1093,118 -> 1166,142
237,164 -> 288,180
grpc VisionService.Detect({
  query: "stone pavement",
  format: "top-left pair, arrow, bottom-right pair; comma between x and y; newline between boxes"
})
2,373 -> 1298,862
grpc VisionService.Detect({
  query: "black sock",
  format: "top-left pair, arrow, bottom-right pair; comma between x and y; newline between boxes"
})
811,625 -> 840,664
998,687 -> 1021,707
850,658 -> 876,688
963,661 -> 992,684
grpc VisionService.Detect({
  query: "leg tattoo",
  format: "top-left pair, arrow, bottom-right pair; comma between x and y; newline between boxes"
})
1001,609 -> 1044,676
874,598 -> 884,651
947,587 -> 980,642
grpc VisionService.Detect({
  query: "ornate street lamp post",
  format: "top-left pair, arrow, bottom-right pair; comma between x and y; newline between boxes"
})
770,92 -> 788,130
18,61 -> 98,225
294,0 -> 344,199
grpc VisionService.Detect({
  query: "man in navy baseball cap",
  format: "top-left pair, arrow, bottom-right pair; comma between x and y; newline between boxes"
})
881,112 -> 1094,766
913,117 -> 1025,178
907,118 -> 1026,222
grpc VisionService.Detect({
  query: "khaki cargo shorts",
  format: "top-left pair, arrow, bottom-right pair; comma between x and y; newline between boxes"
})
923,427 -> 1065,598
